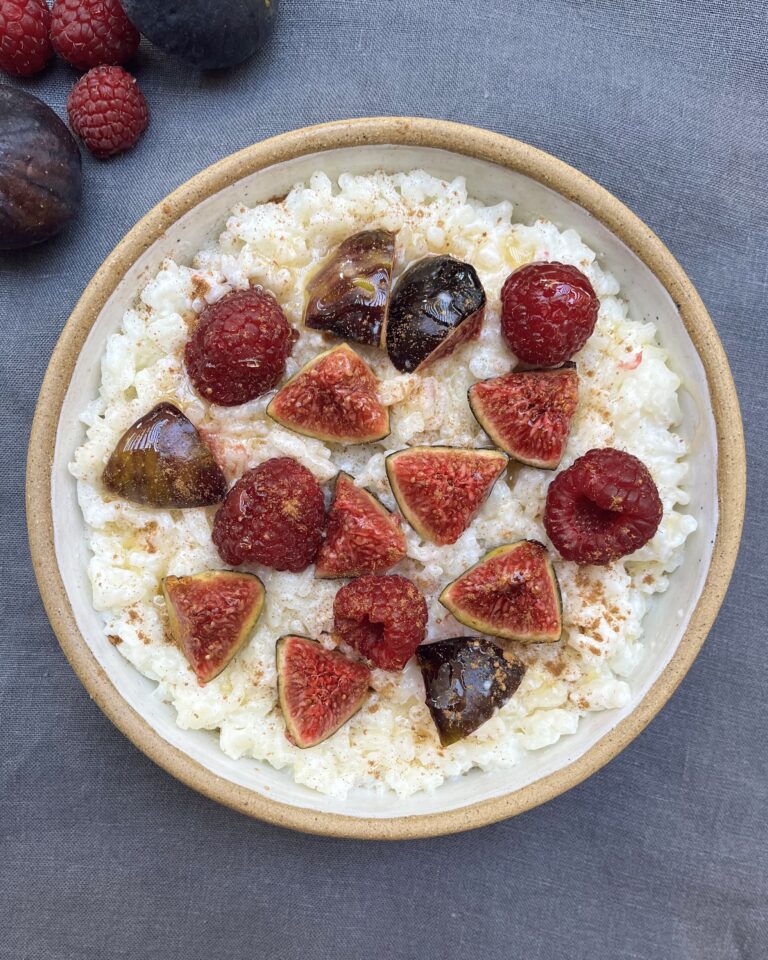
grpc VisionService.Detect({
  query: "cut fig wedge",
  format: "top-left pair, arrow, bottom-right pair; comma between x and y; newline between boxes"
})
315,472 -> 406,579
439,540 -> 562,643
304,229 -> 396,346
468,364 -> 579,469
267,343 -> 389,444
386,446 -> 508,545
162,570 -> 265,684
276,635 -> 371,748
416,637 -> 526,746
102,402 -> 227,508
385,256 -> 486,372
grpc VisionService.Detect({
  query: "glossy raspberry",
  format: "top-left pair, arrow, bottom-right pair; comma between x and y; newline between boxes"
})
50,0 -> 139,70
333,574 -> 428,671
185,288 -> 293,407
67,65 -> 148,158
212,458 -> 325,572
0,0 -> 52,76
544,448 -> 663,565
501,262 -> 598,367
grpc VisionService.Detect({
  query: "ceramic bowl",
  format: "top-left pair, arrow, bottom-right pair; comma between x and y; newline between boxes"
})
27,118 -> 746,839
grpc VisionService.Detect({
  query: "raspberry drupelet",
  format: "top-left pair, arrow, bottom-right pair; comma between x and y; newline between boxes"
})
185,288 -> 294,407
544,448 -> 663,565
0,0 -> 52,76
67,65 -> 148,158
212,457 -> 326,573
333,574 -> 429,671
501,261 -> 599,367
50,0 -> 139,70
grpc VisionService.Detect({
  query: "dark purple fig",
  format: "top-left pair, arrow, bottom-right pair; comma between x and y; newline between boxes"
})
102,402 -> 227,508
304,229 -> 396,346
0,86 -> 82,250
385,256 -> 486,372
163,570 -> 265,684
416,637 -> 526,746
120,0 -> 278,69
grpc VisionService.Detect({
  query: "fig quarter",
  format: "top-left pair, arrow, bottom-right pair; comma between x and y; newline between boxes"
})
304,229 -> 396,346
417,637 -> 526,746
102,402 -> 227,508
386,255 -> 486,372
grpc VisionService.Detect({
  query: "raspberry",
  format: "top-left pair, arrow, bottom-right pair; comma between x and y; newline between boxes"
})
501,262 -> 598,367
0,0 -> 52,76
50,0 -> 139,70
212,458 -> 325,572
67,65 -> 148,158
185,289 -> 293,407
333,574 -> 428,671
544,448 -> 663,565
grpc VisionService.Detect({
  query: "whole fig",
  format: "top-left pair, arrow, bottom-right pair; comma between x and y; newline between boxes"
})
0,86 -> 82,250
120,0 -> 278,70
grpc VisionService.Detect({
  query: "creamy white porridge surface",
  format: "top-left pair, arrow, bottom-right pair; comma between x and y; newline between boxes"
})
70,169 -> 697,798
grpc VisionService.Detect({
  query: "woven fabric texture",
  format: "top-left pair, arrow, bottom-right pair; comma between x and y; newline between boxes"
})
1,1 -> 765,957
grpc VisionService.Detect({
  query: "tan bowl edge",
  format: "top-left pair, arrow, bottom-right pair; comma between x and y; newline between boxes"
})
26,117 -> 746,840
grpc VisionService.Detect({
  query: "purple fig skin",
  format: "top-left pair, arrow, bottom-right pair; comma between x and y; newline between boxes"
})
416,637 -> 526,746
102,402 -> 227,508
0,86 -> 82,250
386,255 -> 486,373
304,229 -> 396,346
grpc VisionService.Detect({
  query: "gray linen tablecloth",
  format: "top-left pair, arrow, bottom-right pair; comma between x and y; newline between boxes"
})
2,1 -> 765,957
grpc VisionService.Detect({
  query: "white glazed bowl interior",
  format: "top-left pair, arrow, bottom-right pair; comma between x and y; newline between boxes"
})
52,144 -> 717,820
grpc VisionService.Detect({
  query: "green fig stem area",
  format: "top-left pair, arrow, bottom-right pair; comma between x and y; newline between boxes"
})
468,365 -> 579,469
386,447 -> 508,545
439,541 -> 563,643
416,637 -> 526,746
102,402 -> 227,508
162,571 -> 265,685
276,636 -> 371,748
267,343 -> 389,445
304,229 -> 396,346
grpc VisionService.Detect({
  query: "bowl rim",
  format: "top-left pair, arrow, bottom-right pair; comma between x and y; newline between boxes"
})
26,116 -> 746,839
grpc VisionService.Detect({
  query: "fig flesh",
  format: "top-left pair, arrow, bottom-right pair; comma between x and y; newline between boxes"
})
468,364 -> 579,469
304,229 -> 396,346
162,570 -> 265,684
0,86 -> 82,250
417,637 -> 526,746
267,343 -> 389,444
440,541 -> 562,643
386,256 -> 486,372
276,635 -> 371,748
315,472 -> 406,579
102,402 -> 227,508
386,446 -> 508,545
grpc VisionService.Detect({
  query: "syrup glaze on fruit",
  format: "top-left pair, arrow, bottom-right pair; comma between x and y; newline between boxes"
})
386,255 -> 486,372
